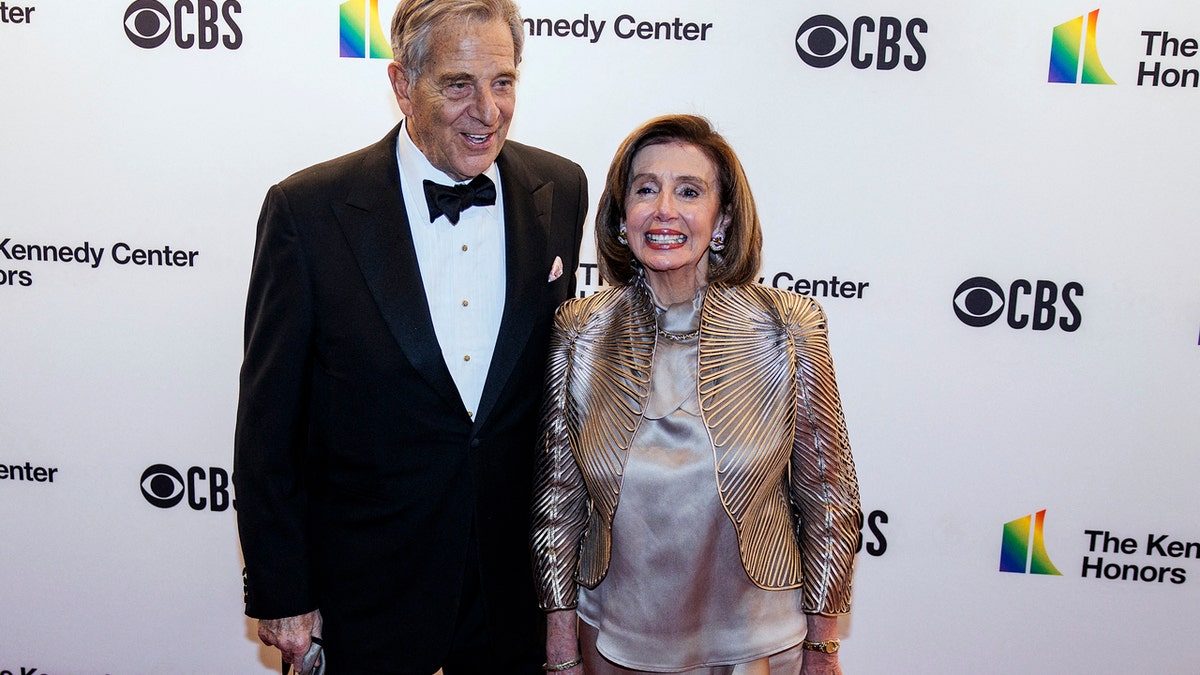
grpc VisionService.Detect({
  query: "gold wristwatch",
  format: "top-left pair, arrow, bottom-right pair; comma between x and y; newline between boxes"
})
801,639 -> 841,654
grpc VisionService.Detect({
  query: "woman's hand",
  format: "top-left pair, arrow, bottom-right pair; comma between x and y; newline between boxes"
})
800,651 -> 842,675
545,609 -> 584,674
800,614 -> 843,675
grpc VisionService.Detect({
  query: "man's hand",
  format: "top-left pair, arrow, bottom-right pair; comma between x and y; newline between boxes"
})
258,609 -> 322,669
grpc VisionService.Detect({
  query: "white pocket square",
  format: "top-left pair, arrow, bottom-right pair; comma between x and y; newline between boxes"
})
547,256 -> 564,282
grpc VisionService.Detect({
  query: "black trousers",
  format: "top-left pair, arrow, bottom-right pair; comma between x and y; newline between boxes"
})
441,529 -> 543,675
290,526 -> 543,675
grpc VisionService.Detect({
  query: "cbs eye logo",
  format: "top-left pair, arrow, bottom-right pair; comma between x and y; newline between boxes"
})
795,15 -> 848,68
953,276 -> 1083,332
140,463 -> 234,511
795,14 -> 927,71
124,0 -> 243,50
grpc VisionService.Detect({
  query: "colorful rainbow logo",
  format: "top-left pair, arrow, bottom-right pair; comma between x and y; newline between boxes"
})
1049,9 -> 1115,84
340,0 -> 393,59
1000,509 -> 1063,575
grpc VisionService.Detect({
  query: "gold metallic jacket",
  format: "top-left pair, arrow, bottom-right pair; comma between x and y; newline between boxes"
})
531,280 -> 861,616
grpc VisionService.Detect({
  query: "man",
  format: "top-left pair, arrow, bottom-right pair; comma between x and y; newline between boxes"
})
233,0 -> 587,672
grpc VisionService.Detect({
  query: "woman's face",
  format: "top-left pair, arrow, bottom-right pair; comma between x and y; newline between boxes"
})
623,141 -> 728,291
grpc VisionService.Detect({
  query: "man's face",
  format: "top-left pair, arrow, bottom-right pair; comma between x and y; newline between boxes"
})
389,18 -> 517,182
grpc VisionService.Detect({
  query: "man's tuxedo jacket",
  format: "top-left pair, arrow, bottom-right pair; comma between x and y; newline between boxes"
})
234,125 -> 587,672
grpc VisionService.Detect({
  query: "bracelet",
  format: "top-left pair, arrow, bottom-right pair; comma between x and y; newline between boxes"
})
543,655 -> 583,671
801,638 -> 841,654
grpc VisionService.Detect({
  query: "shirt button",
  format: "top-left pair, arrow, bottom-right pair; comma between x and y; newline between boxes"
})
462,244 -> 469,252
462,300 -> 469,307
463,355 -> 471,362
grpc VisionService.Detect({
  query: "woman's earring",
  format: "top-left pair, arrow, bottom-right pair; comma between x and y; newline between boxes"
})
709,232 -> 726,253
618,224 -> 628,246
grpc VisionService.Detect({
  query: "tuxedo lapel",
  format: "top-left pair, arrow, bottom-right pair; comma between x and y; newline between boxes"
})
473,145 -> 553,427
333,126 -> 466,415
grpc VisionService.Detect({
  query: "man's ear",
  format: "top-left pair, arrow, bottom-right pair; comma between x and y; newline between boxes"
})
388,61 -> 414,116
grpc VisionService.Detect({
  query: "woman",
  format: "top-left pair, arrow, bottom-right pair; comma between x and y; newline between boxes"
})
531,115 -> 861,675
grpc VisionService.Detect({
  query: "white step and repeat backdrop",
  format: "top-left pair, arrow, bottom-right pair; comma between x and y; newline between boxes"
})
2,1 -> 1199,673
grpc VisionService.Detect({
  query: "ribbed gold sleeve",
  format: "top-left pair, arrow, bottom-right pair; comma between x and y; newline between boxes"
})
531,284 -> 655,610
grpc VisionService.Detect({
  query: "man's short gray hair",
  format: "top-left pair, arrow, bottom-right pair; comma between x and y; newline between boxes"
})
390,0 -> 524,83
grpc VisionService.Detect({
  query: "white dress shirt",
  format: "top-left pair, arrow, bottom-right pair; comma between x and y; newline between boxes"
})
396,120 -> 506,419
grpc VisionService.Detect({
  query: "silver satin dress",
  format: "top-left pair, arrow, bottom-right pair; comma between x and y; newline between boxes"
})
577,292 -> 806,674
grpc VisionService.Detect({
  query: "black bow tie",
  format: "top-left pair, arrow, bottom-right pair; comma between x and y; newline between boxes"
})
423,175 -> 497,225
